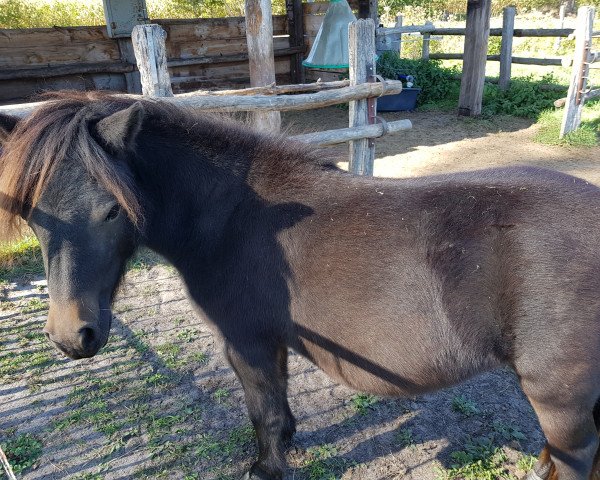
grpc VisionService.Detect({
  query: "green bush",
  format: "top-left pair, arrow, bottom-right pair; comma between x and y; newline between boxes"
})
482,74 -> 566,118
376,53 -> 461,106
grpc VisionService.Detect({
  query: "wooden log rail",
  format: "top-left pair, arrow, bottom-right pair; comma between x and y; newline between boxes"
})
291,119 -> 412,146
377,24 -> 575,38
0,79 -> 404,118
429,52 -> 567,66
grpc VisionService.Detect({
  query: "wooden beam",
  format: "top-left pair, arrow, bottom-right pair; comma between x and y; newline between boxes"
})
499,6 -> 515,90
291,119 -> 412,146
458,0 -> 492,116
429,52 -> 566,66
0,62 -> 134,81
131,24 -> 173,97
245,0 -> 281,132
286,0 -> 305,84
348,19 -> 376,176
377,25 -> 574,37
0,81 -> 404,118
117,39 -> 142,93
166,46 -> 304,68
179,80 -> 351,97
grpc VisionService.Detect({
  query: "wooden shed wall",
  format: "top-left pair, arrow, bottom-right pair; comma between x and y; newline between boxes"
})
0,15 -> 292,103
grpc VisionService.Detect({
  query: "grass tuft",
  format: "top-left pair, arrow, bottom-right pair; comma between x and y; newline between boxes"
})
535,103 -> 600,147
0,236 -> 44,283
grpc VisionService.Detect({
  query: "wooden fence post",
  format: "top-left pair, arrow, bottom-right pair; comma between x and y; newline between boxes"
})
458,0 -> 492,116
396,15 -> 403,56
560,6 -> 595,137
422,31 -> 431,60
499,6 -> 515,90
349,19 -> 376,176
554,4 -> 566,51
286,0 -> 305,84
131,24 -> 173,97
245,0 -> 282,132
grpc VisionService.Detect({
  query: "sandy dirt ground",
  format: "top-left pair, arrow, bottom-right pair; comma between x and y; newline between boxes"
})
1,107 -> 599,480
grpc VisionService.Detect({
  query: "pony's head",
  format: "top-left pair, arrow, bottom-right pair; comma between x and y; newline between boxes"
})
0,93 -> 145,359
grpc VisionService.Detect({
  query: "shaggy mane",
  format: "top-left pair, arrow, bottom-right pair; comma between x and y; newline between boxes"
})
0,90 -> 332,240
0,91 -> 146,239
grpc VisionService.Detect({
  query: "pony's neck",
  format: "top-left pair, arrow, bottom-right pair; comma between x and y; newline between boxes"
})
132,119 -> 262,269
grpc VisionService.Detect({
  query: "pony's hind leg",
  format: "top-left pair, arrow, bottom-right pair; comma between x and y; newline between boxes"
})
226,341 -> 293,480
521,380 -> 599,480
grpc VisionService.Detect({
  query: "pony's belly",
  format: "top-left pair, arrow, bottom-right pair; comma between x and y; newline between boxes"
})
294,330 -> 491,398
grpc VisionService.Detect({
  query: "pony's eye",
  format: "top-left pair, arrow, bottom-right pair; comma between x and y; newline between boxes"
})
105,204 -> 121,222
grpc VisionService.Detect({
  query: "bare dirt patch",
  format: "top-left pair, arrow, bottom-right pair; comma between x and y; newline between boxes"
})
1,108 -> 598,480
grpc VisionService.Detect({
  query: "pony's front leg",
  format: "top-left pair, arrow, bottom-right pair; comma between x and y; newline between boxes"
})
225,341 -> 293,480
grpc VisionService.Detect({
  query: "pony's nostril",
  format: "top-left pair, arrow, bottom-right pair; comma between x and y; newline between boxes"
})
78,327 -> 96,350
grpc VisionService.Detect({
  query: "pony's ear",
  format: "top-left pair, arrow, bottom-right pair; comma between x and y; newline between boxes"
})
0,113 -> 19,146
94,102 -> 144,153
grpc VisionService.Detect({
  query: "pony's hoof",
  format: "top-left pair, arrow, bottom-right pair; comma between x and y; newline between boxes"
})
240,473 -> 251,480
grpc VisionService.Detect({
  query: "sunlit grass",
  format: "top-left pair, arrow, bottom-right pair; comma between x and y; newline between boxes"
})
0,235 -> 44,282
535,100 -> 600,147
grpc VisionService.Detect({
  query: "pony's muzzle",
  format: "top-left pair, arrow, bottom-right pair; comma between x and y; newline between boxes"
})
44,299 -> 108,359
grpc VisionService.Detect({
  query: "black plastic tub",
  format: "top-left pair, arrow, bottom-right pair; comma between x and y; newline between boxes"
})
377,87 -> 421,112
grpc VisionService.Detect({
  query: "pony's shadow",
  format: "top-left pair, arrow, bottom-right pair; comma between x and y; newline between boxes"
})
286,363 -> 545,478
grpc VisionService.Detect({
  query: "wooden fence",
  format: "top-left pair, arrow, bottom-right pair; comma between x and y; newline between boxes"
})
0,19 -> 412,176
376,7 -> 577,89
561,6 -> 599,137
0,16 -> 295,104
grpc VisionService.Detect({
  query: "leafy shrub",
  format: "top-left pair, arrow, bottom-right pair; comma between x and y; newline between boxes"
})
482,74 -> 566,118
376,52 -> 461,106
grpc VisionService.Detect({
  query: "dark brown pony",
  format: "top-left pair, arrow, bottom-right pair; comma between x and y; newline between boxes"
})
1,91 -> 599,480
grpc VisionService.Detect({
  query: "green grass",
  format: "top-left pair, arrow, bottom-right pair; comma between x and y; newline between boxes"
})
535,101 -> 600,147
0,432 -> 43,475
0,236 -> 44,282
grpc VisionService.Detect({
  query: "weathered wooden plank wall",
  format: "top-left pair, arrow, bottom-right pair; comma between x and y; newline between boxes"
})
0,15 -> 293,103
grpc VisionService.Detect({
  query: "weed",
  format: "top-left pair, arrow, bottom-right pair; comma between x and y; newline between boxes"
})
177,328 -> 199,342
438,437 -> 511,480
350,393 -> 379,415
155,343 -> 184,369
517,453 -> 537,472
492,421 -> 526,442
0,432 -> 43,475
145,372 -> 170,387
190,351 -> 209,364
451,395 -> 480,417
301,444 -> 343,480
194,434 -> 222,460
395,427 -> 416,448
21,297 -> 48,314
213,388 -> 230,404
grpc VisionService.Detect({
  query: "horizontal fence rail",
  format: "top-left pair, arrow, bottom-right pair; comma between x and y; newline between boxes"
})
0,80 -> 404,118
